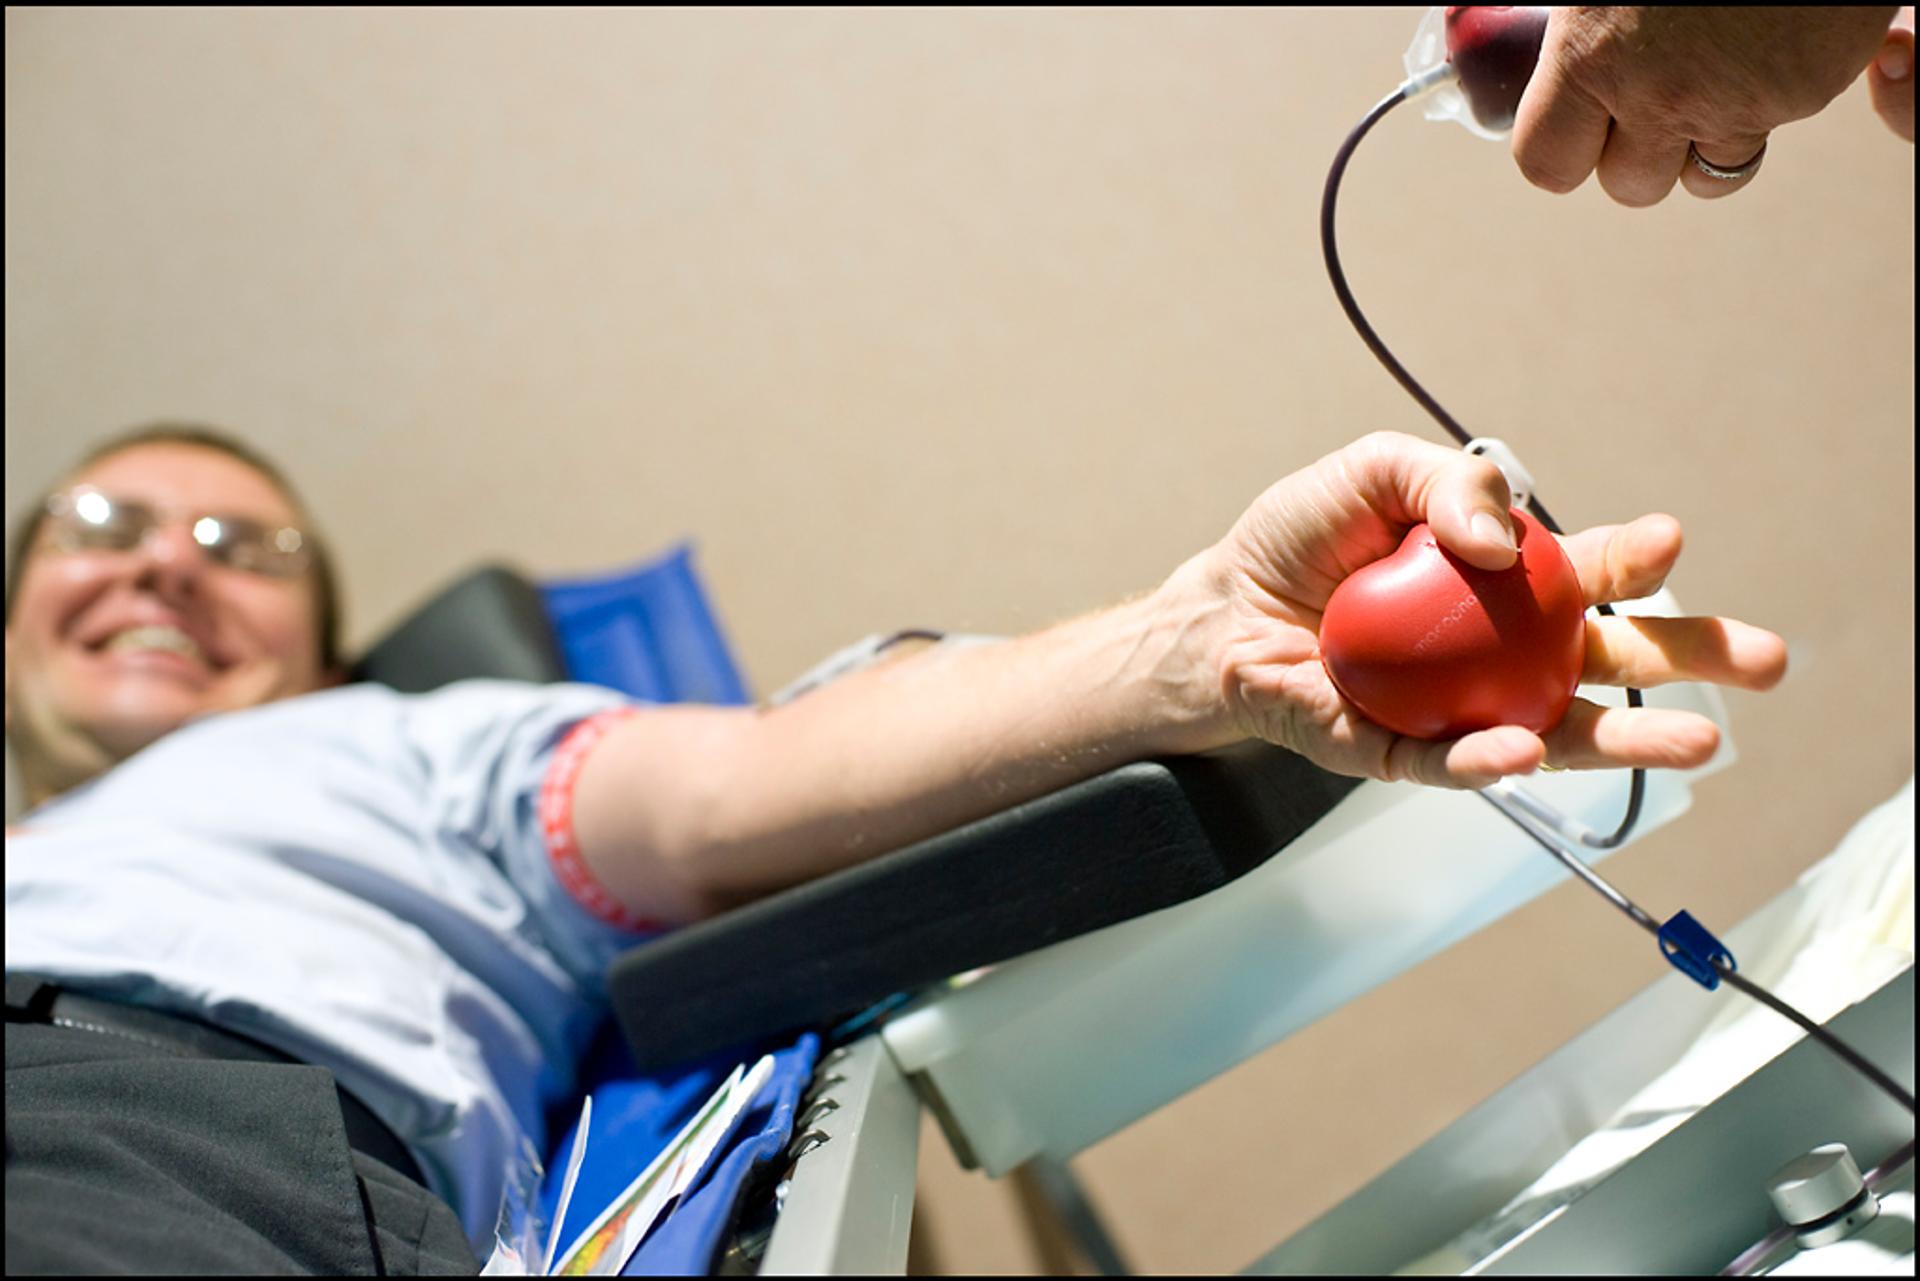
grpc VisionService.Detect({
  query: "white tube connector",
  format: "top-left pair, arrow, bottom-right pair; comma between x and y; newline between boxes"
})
1464,437 -> 1535,512
1397,61 -> 1460,104
1482,776 -> 1602,849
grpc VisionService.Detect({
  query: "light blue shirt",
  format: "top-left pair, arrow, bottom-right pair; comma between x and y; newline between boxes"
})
3,679 -> 651,1250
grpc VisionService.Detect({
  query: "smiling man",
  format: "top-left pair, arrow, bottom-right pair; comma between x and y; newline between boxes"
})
5,427 -> 343,808
4,422 -> 1788,1275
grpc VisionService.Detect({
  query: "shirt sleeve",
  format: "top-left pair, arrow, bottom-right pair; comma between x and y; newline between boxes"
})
397,680 -> 669,991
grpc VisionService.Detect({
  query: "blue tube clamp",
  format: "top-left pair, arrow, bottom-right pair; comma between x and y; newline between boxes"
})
1658,910 -> 1736,990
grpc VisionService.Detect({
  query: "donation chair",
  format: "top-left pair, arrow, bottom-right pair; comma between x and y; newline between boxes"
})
355,544 -> 1763,1274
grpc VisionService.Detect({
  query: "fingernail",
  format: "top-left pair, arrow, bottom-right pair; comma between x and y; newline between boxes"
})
1472,511 -> 1516,553
1881,40 -> 1912,81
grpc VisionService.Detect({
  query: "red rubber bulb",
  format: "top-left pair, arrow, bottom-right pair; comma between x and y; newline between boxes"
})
1319,508 -> 1585,741
1445,6 -> 1551,134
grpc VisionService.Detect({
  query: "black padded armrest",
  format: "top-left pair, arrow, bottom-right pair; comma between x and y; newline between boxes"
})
608,741 -> 1359,1074
352,564 -> 567,691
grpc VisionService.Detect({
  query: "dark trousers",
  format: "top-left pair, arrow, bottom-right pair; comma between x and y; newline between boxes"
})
5,979 -> 479,1275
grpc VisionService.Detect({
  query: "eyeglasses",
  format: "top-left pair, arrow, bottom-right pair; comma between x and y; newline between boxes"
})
42,486 -> 313,579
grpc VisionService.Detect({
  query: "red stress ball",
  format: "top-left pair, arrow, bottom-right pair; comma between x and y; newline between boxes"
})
1319,508 -> 1585,741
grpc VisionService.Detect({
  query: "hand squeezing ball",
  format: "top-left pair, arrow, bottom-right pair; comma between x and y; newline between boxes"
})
1319,509 -> 1584,740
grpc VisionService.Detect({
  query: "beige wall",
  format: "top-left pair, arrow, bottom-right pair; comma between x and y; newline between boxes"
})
5,7 -> 1914,1273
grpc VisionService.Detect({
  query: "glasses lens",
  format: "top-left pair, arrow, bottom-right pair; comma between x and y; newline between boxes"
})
50,491 -> 151,551
197,515 -> 310,577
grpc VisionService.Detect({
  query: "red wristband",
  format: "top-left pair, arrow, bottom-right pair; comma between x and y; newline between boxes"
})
539,708 -> 661,933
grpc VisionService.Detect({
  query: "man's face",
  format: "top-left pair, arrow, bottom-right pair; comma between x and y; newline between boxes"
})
5,443 -> 331,783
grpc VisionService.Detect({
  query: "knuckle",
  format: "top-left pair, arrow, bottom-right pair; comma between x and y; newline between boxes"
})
1353,429 -> 1410,457
1600,173 -> 1672,208
1554,7 -> 1624,75
1515,146 -> 1587,194
1463,455 -> 1508,496
1377,737 -> 1412,785
1345,431 -> 1416,478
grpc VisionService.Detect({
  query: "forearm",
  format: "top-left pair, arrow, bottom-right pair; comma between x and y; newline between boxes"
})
571,557 -> 1235,924
568,429 -> 1789,921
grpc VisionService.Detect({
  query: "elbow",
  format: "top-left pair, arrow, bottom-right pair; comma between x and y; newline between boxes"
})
572,704 -> 765,927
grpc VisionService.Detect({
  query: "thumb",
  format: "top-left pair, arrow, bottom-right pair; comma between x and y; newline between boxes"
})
1334,433 -> 1520,572
1869,16 -> 1915,144
1421,452 -> 1520,573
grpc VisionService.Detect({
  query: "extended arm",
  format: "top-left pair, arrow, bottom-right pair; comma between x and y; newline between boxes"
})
570,578 -> 1226,924
571,433 -> 1787,926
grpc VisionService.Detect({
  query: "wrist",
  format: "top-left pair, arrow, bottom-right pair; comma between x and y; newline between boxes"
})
1119,548 -> 1244,756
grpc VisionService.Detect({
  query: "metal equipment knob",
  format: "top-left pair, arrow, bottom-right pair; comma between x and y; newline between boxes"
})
1767,1143 -> 1880,1249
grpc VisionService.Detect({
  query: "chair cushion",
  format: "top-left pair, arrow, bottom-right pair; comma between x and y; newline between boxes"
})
351,565 -> 566,692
